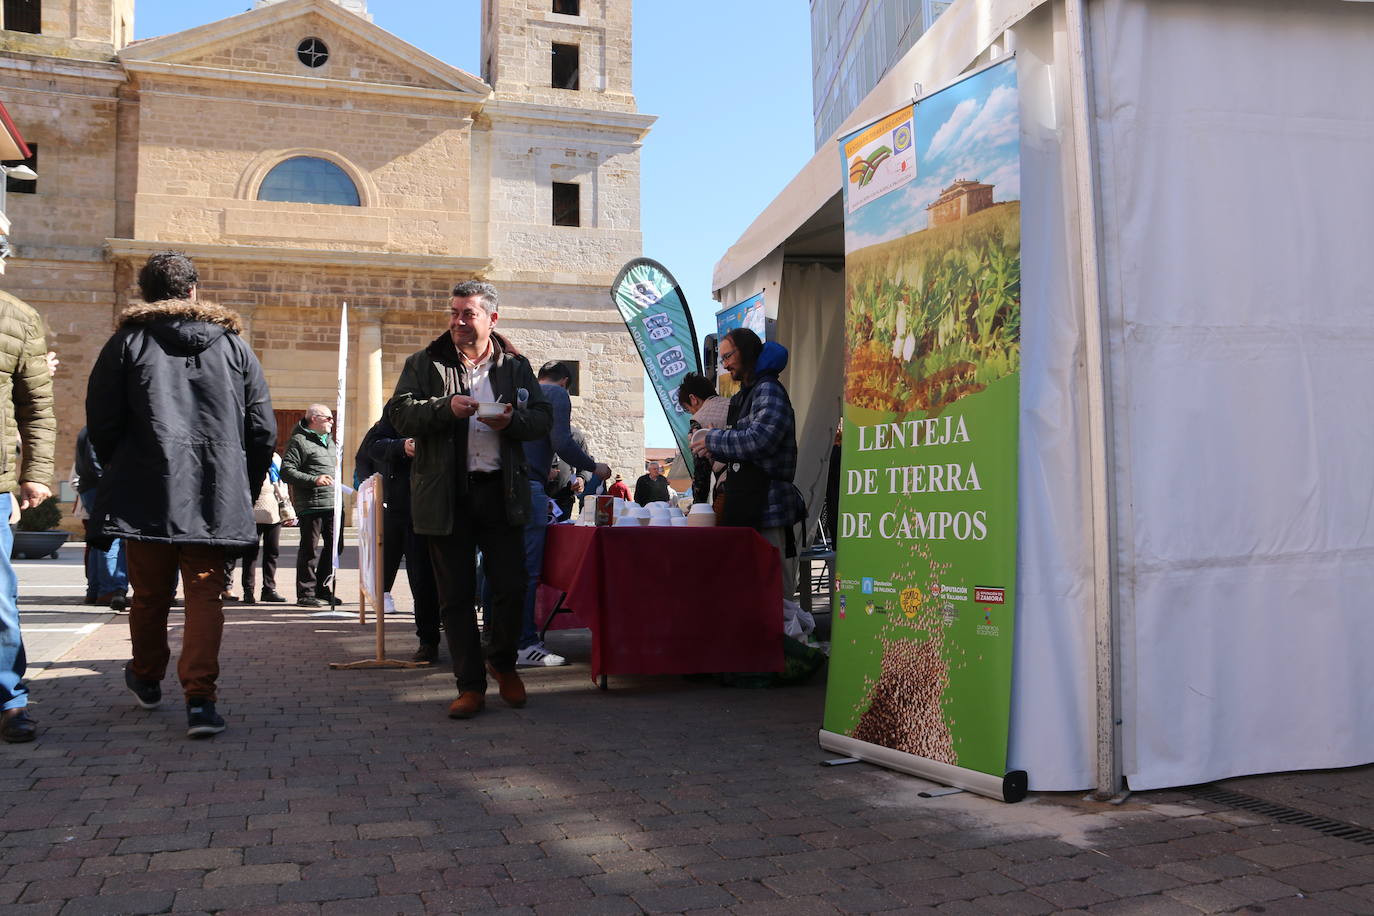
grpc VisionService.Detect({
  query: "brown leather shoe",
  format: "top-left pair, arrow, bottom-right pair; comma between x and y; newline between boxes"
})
447,691 -> 485,719
486,662 -> 527,708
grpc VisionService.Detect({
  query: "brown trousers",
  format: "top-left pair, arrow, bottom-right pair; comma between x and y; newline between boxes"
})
126,541 -> 227,701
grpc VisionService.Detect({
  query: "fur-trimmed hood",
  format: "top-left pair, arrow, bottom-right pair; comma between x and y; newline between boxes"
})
119,299 -> 243,358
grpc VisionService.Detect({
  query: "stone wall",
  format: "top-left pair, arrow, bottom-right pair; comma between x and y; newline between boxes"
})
0,0 -> 649,491
483,119 -> 644,282
181,15 -> 450,90
0,56 -> 124,478
130,75 -> 478,256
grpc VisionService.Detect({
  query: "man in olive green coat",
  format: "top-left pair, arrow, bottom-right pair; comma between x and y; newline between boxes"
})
387,281 -> 551,719
0,296 -> 55,743
281,404 -> 337,607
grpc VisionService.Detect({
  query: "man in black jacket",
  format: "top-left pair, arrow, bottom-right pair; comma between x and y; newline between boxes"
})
387,280 -> 552,719
86,251 -> 276,738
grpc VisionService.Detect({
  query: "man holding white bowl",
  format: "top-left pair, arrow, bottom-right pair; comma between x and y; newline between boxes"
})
387,281 -> 552,720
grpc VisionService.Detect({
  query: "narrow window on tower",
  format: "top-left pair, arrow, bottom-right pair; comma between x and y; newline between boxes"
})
551,43 -> 579,90
3,0 -> 41,34
552,181 -> 579,227
559,360 -> 581,396
552,0 -> 579,14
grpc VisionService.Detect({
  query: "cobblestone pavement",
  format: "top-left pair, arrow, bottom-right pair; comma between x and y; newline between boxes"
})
3,554 -> 1374,915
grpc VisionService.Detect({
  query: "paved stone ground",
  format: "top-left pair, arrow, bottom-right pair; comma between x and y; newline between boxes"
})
4,550 -> 1374,915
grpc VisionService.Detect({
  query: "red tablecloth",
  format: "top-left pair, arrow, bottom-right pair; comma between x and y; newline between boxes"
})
538,525 -> 784,679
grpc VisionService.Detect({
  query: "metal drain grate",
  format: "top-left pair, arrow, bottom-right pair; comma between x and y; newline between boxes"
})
1191,785 -> 1374,846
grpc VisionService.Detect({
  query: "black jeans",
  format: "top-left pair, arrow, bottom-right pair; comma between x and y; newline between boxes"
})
382,507 -> 440,646
296,512 -> 335,600
230,523 -> 281,596
427,474 -> 524,692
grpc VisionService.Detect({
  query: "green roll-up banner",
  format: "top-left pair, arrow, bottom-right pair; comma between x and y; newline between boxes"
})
821,58 -> 1027,801
610,258 -> 702,476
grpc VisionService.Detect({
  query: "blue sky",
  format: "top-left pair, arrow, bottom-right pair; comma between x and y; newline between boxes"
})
135,0 -> 814,448
844,60 -> 1019,251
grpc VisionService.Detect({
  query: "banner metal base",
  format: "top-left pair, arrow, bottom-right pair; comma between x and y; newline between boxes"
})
819,730 -> 1027,803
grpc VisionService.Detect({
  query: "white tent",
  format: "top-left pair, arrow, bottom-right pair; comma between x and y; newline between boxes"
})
713,0 -> 1374,793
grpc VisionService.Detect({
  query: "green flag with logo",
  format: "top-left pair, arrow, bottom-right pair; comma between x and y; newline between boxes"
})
611,258 -> 702,476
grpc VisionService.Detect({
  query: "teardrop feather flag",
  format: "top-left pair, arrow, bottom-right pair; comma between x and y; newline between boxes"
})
610,258 -> 701,476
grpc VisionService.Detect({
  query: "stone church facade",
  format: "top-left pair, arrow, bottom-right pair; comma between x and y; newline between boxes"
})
0,0 -> 652,484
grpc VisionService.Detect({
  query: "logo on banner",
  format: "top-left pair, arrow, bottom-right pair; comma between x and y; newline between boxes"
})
974,586 -> 1005,604
656,345 -> 687,378
629,281 -> 662,308
976,607 -> 1001,637
644,312 -> 675,341
861,577 -> 875,595
844,107 -> 917,213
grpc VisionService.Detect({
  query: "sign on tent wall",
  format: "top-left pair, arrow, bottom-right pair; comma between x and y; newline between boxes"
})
821,58 -> 1027,800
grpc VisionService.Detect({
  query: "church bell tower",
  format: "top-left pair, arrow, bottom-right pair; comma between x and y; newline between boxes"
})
480,0 -> 636,111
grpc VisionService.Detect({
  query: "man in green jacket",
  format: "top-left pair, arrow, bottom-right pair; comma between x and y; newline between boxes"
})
0,295 -> 54,743
281,405 -> 338,607
387,280 -> 551,719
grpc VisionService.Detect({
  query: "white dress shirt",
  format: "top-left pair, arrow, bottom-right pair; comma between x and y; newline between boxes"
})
463,344 -> 502,473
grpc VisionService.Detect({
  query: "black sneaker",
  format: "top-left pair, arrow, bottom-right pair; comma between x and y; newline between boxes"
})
297,596 -> 324,608
186,698 -> 226,738
240,595 -> 256,606
260,589 -> 287,603
109,594 -> 128,612
123,665 -> 161,709
412,643 -> 438,664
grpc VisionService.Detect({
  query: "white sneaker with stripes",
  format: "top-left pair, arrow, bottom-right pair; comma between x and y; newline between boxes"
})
516,643 -> 567,667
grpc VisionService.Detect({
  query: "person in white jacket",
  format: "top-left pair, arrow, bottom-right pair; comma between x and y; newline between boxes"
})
224,453 -> 296,604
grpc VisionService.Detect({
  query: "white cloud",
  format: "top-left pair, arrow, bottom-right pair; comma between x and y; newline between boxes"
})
924,98 -> 978,161
947,85 -> 1018,155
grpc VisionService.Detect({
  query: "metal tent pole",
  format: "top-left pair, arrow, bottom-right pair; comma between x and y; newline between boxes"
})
1065,0 -> 1125,801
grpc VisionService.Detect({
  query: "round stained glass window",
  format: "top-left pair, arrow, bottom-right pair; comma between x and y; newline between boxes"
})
258,156 -> 360,207
296,37 -> 329,68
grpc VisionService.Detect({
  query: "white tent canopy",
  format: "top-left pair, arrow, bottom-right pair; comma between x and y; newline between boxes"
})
714,0 -> 1374,793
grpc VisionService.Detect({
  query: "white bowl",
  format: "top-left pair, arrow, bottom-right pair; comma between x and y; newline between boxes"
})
687,508 -> 715,527
475,401 -> 506,418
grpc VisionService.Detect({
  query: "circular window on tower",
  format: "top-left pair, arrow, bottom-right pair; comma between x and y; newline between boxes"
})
296,37 -> 329,68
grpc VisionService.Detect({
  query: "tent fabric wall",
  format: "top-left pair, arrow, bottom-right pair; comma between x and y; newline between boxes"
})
775,262 -> 846,544
1090,0 -> 1374,789
1002,0 -> 1099,791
